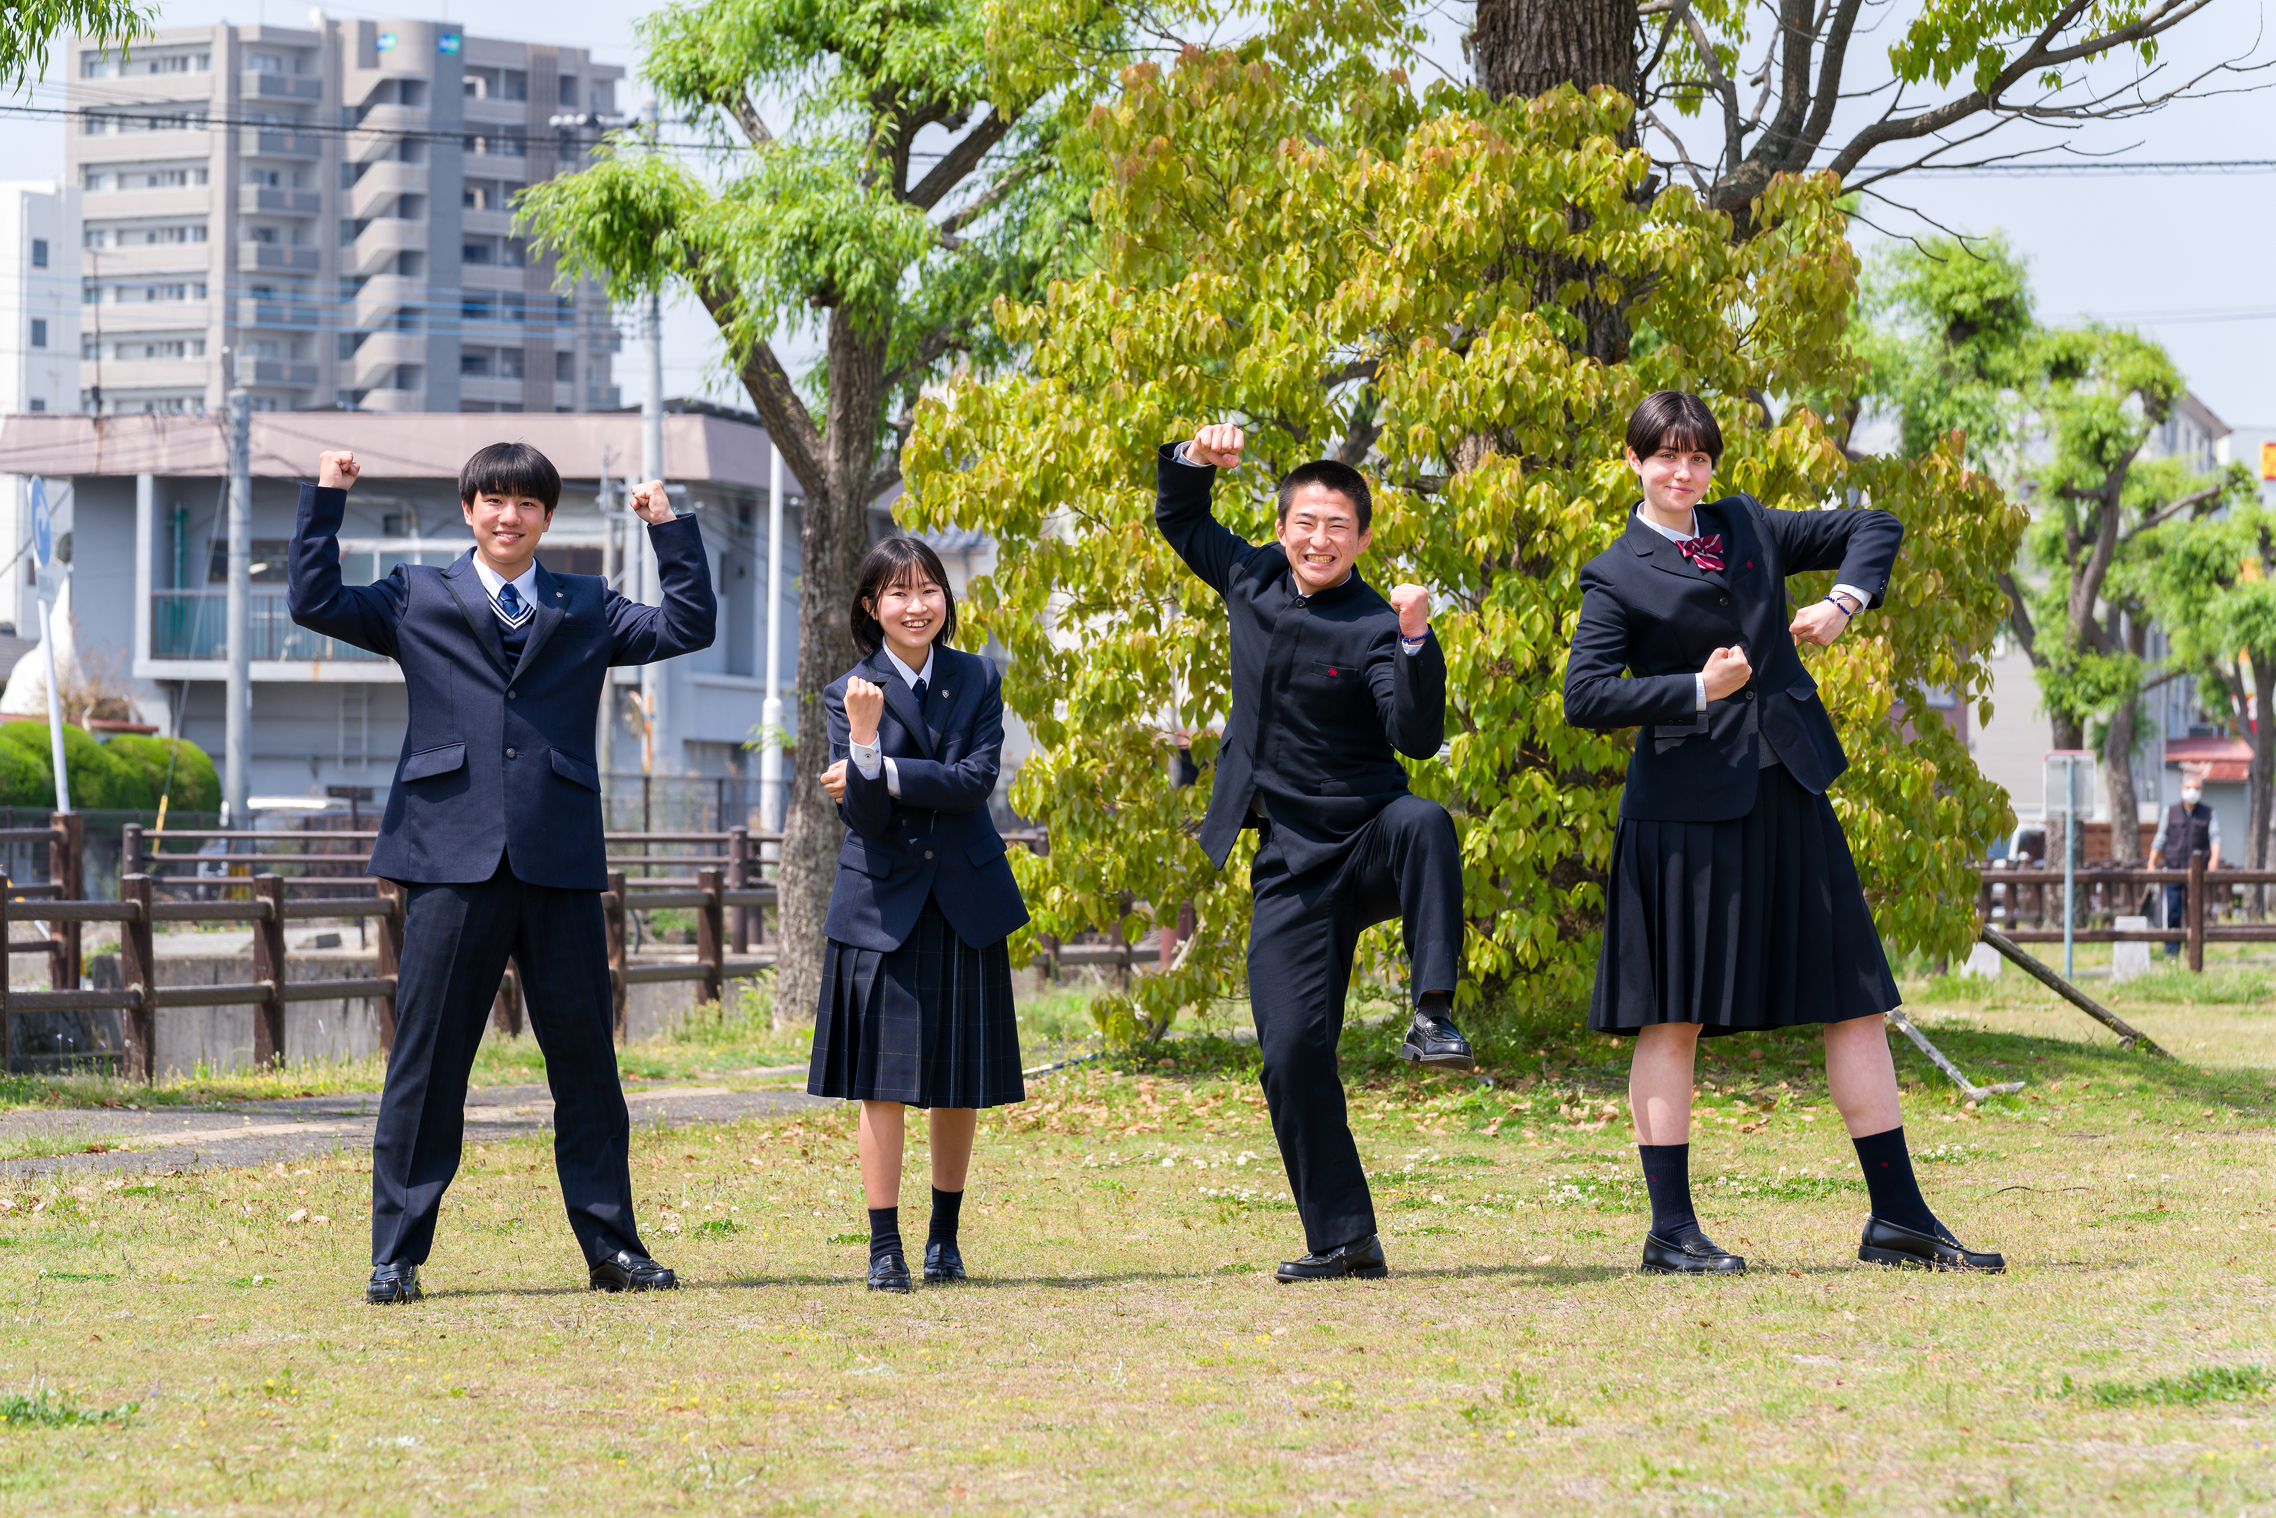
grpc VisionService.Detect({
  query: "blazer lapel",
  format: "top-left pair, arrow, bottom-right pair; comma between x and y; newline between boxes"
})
440,553 -> 512,680
869,652 -> 935,760
511,562 -> 568,684
1625,507 -> 1712,586
1702,502 -> 1761,590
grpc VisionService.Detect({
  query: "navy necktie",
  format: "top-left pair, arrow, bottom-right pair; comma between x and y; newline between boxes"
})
912,676 -> 927,707
495,580 -> 531,663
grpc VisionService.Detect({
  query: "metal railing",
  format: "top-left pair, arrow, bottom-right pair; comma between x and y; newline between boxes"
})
149,591 -> 386,662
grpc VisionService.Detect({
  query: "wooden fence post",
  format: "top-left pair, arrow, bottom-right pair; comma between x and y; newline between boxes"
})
492,959 -> 524,1039
605,868 -> 628,1043
0,879 -> 10,1077
48,811 -> 81,991
375,880 -> 403,1059
2188,850 -> 2207,974
122,822 -> 144,882
251,873 -> 287,1067
119,873 -> 156,1083
727,826 -> 751,953
697,867 -> 724,1008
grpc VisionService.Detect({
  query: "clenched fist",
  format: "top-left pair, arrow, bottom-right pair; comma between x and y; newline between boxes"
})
1388,583 -> 1430,641
628,479 -> 674,524
1187,423 -> 1245,470
318,450 -> 360,491
844,676 -> 885,745
1789,596 -> 1855,648
1701,644 -> 1753,701
820,759 -> 848,803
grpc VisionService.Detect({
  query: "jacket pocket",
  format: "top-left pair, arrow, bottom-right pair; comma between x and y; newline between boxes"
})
965,835 -> 1008,869
399,743 -> 466,782
838,838 -> 894,879
1648,706 -> 1710,754
1789,677 -> 1819,701
549,750 -> 601,791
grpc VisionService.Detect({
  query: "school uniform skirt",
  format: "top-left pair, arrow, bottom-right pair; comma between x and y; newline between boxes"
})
1589,761 -> 1900,1037
808,897 -> 1026,1108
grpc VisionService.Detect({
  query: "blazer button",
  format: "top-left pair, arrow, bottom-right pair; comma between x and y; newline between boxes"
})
1719,595 -> 1730,606
924,850 -> 934,860
506,747 -> 518,758
1743,692 -> 1754,702
507,690 -> 517,700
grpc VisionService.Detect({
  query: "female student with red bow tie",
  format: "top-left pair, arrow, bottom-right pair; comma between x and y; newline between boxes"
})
1562,391 -> 2003,1277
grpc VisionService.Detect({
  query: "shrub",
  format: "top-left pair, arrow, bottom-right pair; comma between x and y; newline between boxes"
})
0,721 -> 153,810
100,734 -> 221,813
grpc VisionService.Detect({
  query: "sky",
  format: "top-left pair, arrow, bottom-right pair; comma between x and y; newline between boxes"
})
7,0 -> 2270,431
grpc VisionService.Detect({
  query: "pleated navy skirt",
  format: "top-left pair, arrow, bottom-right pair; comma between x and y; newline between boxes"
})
1589,761 -> 1900,1037
808,897 -> 1026,1108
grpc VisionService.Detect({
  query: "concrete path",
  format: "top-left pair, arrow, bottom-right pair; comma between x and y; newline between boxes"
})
0,1077 -> 832,1181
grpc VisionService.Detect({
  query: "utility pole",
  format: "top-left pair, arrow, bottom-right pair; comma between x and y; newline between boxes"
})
638,94 -> 667,781
760,442 -> 785,832
225,388 -> 252,827
597,444 -> 616,788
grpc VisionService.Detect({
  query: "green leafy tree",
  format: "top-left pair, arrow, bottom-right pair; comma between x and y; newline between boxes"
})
904,30 -> 2024,1039
520,0 -> 1113,1022
12,0 -> 150,89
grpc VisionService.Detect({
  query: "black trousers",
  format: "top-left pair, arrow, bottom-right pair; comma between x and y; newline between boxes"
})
370,858 -> 646,1269
2163,882 -> 2189,957
1247,793 -> 1463,1254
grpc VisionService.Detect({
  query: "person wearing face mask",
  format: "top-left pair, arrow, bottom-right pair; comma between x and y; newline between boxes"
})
1564,390 -> 2004,1276
811,537 -> 1030,1293
1156,423 -> 1472,1285
2151,774 -> 2221,956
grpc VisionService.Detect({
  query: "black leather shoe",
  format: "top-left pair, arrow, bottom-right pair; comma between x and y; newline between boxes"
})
923,1240 -> 965,1283
1641,1229 -> 1746,1274
1858,1216 -> 2005,1273
365,1261 -> 421,1304
1275,1234 -> 1389,1283
589,1249 -> 679,1292
868,1250 -> 913,1293
1400,1010 -> 1476,1070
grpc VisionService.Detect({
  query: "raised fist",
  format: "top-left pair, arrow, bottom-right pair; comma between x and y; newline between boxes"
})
628,479 -> 674,524
844,676 -> 885,745
820,759 -> 848,803
1388,583 -> 1430,640
1188,423 -> 1245,470
1701,644 -> 1753,701
318,450 -> 360,491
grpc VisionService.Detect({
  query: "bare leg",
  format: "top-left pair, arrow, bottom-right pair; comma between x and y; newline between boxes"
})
1628,1022 -> 1702,1144
857,1101 -> 906,1209
1823,1015 -> 1903,1138
928,1108 -> 976,1193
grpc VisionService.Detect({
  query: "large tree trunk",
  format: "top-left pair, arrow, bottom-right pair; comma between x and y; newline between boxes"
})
2103,616 -> 2150,865
771,312 -> 891,1030
2249,656 -> 2275,918
1473,0 -> 1638,102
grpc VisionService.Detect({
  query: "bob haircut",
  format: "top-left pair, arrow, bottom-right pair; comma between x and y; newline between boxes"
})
850,536 -> 958,659
1625,391 -> 1724,465
1277,459 -> 1373,532
459,442 -> 562,513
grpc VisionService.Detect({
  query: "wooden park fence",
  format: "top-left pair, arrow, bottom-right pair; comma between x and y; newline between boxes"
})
1976,849 -> 2276,974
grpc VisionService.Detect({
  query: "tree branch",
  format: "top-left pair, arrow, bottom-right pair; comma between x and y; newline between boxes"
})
905,107 -> 1012,212
1997,570 -> 2042,667
936,151 -> 1050,242
691,276 -> 826,498
2122,483 -> 2225,541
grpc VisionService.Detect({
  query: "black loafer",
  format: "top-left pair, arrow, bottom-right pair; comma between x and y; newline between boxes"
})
1400,1011 -> 1476,1071
1641,1229 -> 1746,1274
923,1240 -> 966,1283
589,1249 -> 679,1292
1858,1216 -> 2005,1273
1275,1234 -> 1389,1283
365,1261 -> 421,1304
868,1250 -> 913,1294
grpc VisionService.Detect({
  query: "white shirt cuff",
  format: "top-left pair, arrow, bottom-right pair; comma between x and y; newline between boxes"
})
1172,442 -> 1210,469
847,740 -> 903,799
1831,584 -> 1870,612
1400,634 -> 1425,656
1695,674 -> 1708,709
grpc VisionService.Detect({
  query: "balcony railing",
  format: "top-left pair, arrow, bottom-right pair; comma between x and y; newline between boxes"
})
150,592 -> 386,662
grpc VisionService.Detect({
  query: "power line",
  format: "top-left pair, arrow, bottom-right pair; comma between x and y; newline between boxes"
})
1859,158 -> 2276,177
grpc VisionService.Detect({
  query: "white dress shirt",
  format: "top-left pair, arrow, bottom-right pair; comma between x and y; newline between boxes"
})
470,554 -> 540,619
1637,509 -> 1870,708
847,645 -> 934,798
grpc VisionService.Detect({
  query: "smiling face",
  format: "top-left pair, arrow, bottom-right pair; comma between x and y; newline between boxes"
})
1626,437 -> 1717,529
866,569 -> 948,668
462,491 -> 554,578
1276,482 -> 1372,595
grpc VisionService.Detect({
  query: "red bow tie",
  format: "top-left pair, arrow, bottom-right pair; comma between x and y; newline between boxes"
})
1677,534 -> 1726,573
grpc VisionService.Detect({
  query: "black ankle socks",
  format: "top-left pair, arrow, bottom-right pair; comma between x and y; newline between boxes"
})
928,1186 -> 964,1246
867,1206 -> 901,1263
1417,991 -> 1452,1020
1851,1125 -> 1939,1237
1637,1142 -> 1699,1239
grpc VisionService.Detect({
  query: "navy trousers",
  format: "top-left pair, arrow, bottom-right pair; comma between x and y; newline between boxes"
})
370,857 -> 646,1268
1246,792 -> 1463,1254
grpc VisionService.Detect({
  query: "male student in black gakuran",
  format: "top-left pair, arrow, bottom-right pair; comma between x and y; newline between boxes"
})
1157,422 -> 1471,1283
289,442 -> 715,1303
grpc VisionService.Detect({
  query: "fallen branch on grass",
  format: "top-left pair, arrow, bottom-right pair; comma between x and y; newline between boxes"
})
1887,1008 -> 2028,1102
1977,926 -> 2171,1057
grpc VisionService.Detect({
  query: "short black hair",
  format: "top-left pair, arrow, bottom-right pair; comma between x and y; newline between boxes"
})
1277,460 -> 1372,531
459,441 -> 561,514
850,537 -> 958,658
1625,391 -> 1724,465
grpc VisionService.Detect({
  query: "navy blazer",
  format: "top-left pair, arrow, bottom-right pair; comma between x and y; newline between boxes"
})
1562,492 -> 1901,822
821,644 -> 1029,952
1155,444 -> 1445,875
286,483 -> 716,889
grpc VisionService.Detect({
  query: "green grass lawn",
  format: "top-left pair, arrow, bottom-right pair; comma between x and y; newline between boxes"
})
0,977 -> 2270,1513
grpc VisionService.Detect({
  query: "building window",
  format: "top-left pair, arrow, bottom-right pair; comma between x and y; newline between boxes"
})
555,351 -> 574,382
81,54 -> 108,78
461,240 -> 493,265
27,399 -> 43,413
497,348 -> 524,379
461,349 -> 492,376
559,74 -> 578,106
29,319 -> 45,348
30,239 -> 46,268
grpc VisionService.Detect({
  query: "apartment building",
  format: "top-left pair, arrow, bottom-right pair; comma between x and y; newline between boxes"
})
67,15 -> 623,417
0,183 -> 82,419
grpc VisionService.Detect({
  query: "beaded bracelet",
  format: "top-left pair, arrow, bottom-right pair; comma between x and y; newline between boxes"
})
1823,594 -> 1856,619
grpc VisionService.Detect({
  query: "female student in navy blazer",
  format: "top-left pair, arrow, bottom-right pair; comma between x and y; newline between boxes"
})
809,537 -> 1030,1293
1564,391 -> 2003,1278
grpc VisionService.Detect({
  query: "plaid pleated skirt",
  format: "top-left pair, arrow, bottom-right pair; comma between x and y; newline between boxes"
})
807,897 -> 1026,1108
1589,761 -> 1900,1038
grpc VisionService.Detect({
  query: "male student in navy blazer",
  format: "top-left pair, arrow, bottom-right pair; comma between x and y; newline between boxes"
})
288,441 -> 715,1303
